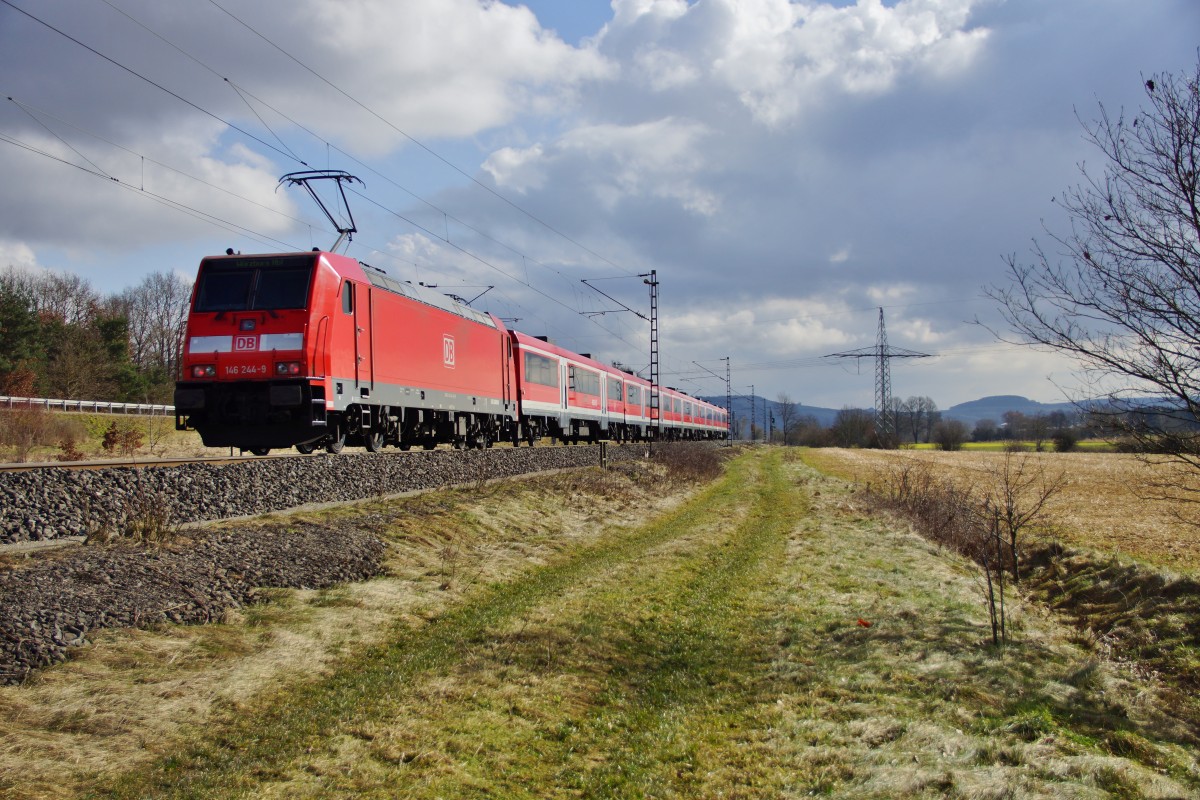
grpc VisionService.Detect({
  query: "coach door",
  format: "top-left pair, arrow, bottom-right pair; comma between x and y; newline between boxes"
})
354,282 -> 374,393
501,337 -> 513,411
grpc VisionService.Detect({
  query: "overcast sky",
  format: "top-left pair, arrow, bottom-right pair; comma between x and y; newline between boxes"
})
1,0 -> 1196,410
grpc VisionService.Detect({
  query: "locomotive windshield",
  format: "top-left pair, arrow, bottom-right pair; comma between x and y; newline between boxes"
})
194,256 -> 316,312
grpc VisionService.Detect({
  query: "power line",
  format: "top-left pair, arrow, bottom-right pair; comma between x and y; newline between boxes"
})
0,129 -> 300,250
2,0 -> 669,373
5,96 -> 322,229
204,0 -> 636,278
0,0 -> 308,168
79,0 -> 648,350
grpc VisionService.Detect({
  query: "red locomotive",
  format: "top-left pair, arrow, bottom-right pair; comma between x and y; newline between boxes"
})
174,249 -> 728,454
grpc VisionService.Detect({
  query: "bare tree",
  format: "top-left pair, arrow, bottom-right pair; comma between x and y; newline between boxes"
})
1027,413 -> 1051,452
979,453 -> 1066,585
973,418 -> 1000,442
117,271 -> 193,399
903,396 -> 940,443
775,392 -> 800,444
831,407 -> 875,448
989,56 -> 1200,486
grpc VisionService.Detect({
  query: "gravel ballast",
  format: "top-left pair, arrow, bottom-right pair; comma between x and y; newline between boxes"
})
0,443 -> 658,685
0,445 -> 645,545
0,522 -> 388,685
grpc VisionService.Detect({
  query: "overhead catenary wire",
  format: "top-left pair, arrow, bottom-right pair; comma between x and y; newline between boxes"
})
204,0 -> 637,279
0,0 -> 309,169
4,96 -> 323,231
0,129 -> 301,250
7,0 -> 980,393
16,0 -> 651,356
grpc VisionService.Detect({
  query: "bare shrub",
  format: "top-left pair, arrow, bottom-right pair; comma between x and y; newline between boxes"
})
931,419 -> 969,451
101,420 -> 144,458
85,478 -> 178,545
0,406 -> 55,462
651,443 -> 726,483
57,436 -> 87,462
869,454 -> 1064,645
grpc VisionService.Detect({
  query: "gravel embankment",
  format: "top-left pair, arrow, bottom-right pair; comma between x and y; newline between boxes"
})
0,444 -> 644,545
0,443 -> 655,685
0,522 -> 387,684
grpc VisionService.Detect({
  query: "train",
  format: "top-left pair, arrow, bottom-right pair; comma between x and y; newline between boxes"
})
173,249 -> 729,454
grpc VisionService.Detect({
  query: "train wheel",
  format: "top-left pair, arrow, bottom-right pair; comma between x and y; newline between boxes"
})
422,439 -> 437,451
399,441 -> 412,451
326,430 -> 346,454
364,430 -> 384,453
249,446 -> 270,456
295,443 -> 315,455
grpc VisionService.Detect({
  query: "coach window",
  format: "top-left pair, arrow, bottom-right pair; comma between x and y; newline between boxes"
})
608,377 -> 622,404
524,352 -> 558,387
573,369 -> 600,396
341,281 -> 354,314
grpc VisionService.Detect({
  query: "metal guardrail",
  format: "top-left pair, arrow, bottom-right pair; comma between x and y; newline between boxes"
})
0,396 -> 174,416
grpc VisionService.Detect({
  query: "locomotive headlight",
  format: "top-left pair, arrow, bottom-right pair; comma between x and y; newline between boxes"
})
191,364 -> 216,378
275,361 -> 302,376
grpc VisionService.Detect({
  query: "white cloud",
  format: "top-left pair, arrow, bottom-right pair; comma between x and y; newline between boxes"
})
633,48 -> 701,91
599,0 -> 990,126
487,117 -> 719,214
667,296 -> 856,353
865,284 -> 918,304
482,144 -> 548,193
0,240 -> 41,272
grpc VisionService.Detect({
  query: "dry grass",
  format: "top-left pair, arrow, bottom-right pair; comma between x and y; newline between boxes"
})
8,450 -> 1199,798
804,448 -> 1200,575
0,461 -> 687,799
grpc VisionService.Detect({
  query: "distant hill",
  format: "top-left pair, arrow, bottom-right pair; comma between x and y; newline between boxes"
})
701,395 -> 839,428
699,394 -> 1084,432
941,395 -> 1078,426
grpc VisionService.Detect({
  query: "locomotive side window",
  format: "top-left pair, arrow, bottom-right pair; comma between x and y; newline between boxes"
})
524,352 -> 558,387
342,281 -> 354,314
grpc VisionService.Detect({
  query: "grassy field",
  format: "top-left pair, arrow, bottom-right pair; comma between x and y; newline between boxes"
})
803,447 -> 1200,576
2,449 -> 1197,798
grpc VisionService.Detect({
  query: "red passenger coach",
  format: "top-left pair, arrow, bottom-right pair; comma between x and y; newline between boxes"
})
175,251 -> 517,454
509,331 -> 728,444
510,331 -> 613,444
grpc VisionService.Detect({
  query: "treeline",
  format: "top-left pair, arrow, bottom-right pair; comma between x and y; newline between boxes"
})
751,394 -> 1091,451
0,267 -> 192,404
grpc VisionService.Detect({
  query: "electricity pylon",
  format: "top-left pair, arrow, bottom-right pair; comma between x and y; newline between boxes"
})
824,307 -> 932,448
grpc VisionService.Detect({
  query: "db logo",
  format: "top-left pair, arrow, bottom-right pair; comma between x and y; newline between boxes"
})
234,335 -> 258,352
443,335 -> 456,368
